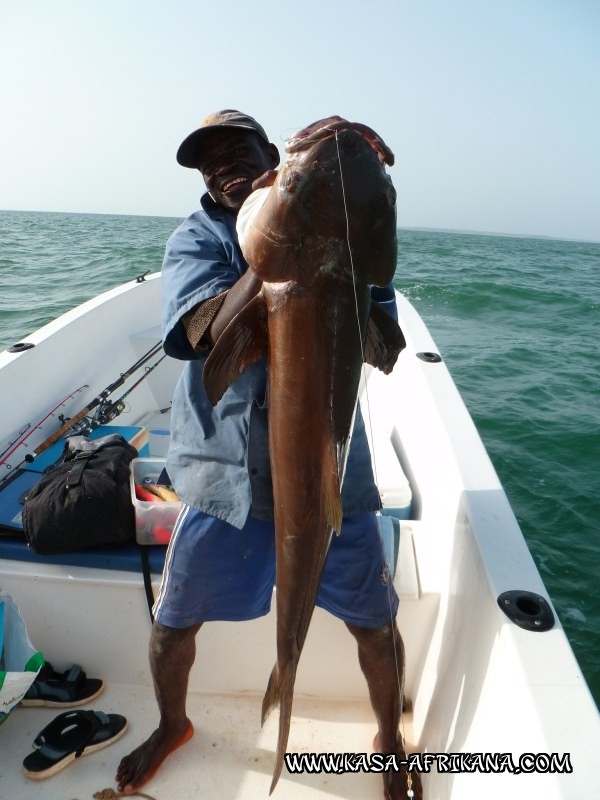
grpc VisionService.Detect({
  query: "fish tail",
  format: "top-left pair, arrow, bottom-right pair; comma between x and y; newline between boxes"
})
262,659 -> 296,794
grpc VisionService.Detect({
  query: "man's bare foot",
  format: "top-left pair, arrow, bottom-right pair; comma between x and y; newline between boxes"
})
115,719 -> 194,794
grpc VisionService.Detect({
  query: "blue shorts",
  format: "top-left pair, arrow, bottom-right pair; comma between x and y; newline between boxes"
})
153,506 -> 399,629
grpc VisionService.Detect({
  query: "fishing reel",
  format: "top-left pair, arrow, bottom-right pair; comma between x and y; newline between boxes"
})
95,399 -> 126,426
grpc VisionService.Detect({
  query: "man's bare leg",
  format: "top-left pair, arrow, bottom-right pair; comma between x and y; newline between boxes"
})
347,622 -> 422,800
115,621 -> 201,794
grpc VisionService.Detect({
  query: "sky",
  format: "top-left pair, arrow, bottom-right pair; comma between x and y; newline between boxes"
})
1,0 -> 599,242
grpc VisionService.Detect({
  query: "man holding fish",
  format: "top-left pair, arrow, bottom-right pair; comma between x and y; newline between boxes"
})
116,110 -> 421,800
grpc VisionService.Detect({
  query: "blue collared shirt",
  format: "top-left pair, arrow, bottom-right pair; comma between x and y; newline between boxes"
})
162,192 -> 395,529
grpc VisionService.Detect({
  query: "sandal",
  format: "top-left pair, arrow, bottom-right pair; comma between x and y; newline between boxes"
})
21,662 -> 104,708
22,709 -> 127,780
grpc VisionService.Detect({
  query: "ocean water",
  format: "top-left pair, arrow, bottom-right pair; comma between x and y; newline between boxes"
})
1,210 -> 598,705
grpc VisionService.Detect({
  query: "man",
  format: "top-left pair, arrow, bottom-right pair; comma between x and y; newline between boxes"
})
116,110 -> 420,800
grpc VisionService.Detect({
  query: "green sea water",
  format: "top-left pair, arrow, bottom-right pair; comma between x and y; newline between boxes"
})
1,209 -> 599,705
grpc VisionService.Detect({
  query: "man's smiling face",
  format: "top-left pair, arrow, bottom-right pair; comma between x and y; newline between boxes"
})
198,129 -> 278,216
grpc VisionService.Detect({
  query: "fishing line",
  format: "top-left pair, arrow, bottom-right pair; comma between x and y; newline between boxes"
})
334,131 -> 412,792
333,130 -> 381,492
333,131 -> 364,368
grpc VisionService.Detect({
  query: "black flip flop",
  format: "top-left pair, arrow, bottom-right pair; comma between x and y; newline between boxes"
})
21,662 -> 104,707
22,709 -> 128,780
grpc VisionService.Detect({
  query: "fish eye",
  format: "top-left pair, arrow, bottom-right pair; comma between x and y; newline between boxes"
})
283,172 -> 301,192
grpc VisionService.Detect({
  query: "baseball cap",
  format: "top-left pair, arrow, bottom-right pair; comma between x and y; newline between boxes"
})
176,110 -> 270,168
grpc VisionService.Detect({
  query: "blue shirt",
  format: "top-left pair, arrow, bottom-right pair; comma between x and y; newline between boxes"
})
162,192 -> 395,529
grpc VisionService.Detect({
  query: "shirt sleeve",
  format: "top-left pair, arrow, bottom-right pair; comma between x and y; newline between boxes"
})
161,210 -> 246,360
370,283 -> 398,321
181,291 -> 228,351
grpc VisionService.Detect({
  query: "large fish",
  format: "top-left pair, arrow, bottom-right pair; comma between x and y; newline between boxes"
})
203,116 -> 405,792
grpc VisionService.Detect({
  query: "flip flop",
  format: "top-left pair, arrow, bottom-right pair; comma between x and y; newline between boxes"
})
21,662 -> 104,708
22,709 -> 127,780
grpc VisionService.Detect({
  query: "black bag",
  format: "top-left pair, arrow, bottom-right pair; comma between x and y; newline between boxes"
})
22,434 -> 137,554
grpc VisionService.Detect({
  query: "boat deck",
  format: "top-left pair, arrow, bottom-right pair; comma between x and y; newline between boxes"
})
2,280 -> 598,799
2,684 -> 416,799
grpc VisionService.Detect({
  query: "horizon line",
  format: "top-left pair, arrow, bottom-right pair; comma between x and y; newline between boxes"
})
1,207 -> 599,246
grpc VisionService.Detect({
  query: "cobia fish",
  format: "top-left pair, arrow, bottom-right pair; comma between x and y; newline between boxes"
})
203,116 -> 405,793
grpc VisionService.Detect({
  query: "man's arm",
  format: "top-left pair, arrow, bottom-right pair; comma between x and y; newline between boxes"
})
181,269 -> 262,352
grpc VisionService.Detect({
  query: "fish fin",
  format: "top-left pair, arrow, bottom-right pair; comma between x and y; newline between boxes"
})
261,662 -> 280,726
202,294 -> 268,405
323,441 -> 343,535
262,660 -> 297,795
363,300 -> 406,375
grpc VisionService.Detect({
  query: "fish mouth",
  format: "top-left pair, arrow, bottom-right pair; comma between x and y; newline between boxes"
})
221,176 -> 250,193
286,117 -> 394,167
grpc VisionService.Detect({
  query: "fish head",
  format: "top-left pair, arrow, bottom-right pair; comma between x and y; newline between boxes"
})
238,117 -> 397,287
285,115 -> 395,166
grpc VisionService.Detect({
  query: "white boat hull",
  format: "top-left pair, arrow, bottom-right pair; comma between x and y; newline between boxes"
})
0,274 -> 597,798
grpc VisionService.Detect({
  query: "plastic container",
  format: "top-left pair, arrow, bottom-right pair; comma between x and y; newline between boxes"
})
130,458 -> 181,545
379,481 -> 412,520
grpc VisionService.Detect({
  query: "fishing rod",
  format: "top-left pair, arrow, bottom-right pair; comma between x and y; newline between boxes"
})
0,385 -> 89,468
24,341 -> 164,461
334,128 -> 412,798
0,342 -> 165,496
0,424 -> 31,462
93,352 -> 168,426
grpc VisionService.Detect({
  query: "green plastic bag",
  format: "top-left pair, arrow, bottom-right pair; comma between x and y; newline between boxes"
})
0,592 -> 44,724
